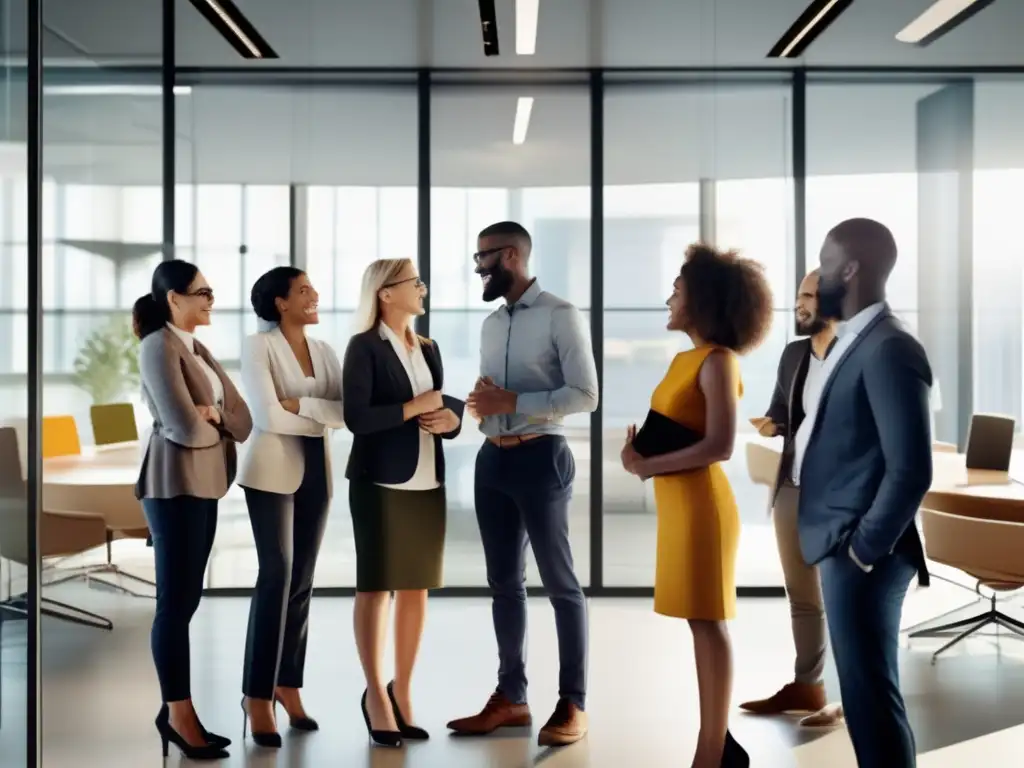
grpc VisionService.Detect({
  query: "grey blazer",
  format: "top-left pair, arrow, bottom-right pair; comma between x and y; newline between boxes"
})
134,327 -> 253,500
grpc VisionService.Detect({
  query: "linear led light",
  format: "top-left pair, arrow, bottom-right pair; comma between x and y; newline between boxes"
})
767,0 -> 854,58
186,0 -> 279,59
516,0 -> 539,55
896,0 -> 997,46
512,97 -> 534,145
43,85 -> 192,97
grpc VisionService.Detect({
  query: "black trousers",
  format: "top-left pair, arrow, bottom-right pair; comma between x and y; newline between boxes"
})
241,437 -> 331,699
475,436 -> 588,710
142,495 -> 218,703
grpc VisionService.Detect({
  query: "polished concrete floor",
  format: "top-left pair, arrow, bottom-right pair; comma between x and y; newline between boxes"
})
2,576 -> 1024,766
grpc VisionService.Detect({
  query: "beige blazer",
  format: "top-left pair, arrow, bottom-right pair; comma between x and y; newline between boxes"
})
135,328 -> 253,500
236,328 -> 344,497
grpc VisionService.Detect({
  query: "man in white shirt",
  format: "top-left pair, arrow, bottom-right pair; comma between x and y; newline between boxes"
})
741,270 -> 843,726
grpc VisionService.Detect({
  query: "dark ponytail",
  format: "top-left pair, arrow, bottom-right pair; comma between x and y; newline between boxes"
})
133,259 -> 200,340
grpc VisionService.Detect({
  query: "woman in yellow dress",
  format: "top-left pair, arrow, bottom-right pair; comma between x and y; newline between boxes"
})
621,244 -> 773,768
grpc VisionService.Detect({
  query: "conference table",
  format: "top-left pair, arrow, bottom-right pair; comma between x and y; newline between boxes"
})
742,433 -> 1024,523
42,444 -> 146,534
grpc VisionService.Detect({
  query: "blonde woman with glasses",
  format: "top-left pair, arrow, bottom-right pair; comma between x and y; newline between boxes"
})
342,258 -> 464,749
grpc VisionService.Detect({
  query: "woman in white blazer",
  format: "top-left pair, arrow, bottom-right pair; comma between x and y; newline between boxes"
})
237,266 -> 343,748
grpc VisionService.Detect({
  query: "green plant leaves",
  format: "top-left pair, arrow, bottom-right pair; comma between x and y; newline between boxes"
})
71,317 -> 141,404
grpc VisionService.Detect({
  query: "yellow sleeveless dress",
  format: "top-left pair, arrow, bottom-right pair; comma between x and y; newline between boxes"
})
651,346 -> 742,621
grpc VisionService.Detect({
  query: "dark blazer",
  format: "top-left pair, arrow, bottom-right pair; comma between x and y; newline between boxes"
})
797,308 -> 932,586
342,327 -> 464,486
766,338 -> 813,502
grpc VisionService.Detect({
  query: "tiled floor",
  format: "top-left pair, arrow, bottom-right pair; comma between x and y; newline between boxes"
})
2,575 -> 1024,766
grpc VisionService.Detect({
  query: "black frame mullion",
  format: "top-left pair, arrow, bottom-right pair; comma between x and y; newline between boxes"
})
589,70 -> 604,591
792,69 -> 807,295
416,69 -> 431,338
27,0 -> 44,762
162,0 -> 175,260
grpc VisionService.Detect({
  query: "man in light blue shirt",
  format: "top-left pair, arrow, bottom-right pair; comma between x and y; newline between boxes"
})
446,221 -> 597,747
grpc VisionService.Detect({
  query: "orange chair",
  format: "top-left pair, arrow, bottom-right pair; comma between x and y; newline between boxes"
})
41,415 -> 81,459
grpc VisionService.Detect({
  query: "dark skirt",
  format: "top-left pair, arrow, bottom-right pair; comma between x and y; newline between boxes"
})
349,480 -> 446,592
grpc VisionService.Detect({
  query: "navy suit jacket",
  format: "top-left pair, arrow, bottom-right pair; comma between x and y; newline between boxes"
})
797,307 -> 932,586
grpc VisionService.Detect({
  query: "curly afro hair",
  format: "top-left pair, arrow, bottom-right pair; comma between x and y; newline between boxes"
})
677,243 -> 774,355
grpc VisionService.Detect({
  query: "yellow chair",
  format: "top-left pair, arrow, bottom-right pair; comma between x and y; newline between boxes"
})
90,403 -> 139,447
41,415 -> 81,459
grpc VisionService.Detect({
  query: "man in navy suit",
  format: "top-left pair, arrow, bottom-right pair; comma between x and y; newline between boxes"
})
797,218 -> 932,768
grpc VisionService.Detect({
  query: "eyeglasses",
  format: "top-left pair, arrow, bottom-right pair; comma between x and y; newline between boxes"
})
187,288 -> 214,300
382,277 -> 426,289
472,246 -> 508,265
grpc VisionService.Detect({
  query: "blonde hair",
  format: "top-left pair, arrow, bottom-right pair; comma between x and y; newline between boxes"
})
352,258 -> 417,335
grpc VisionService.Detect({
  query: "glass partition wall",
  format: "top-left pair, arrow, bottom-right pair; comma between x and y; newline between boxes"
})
13,65 -> 1021,602
129,67 -> 1003,593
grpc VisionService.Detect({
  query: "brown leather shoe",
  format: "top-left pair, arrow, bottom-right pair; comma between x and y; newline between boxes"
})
446,692 -> 532,735
537,699 -> 588,747
738,682 -> 827,715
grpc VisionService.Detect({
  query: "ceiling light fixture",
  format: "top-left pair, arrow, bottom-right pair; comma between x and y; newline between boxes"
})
512,97 -> 534,145
516,0 -> 539,55
478,0 -> 500,56
896,0 -> 997,46
767,0 -> 854,58
185,0 -> 279,59
43,85 -> 192,97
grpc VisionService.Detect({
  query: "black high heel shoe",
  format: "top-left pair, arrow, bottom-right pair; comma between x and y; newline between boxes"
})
155,706 -> 229,761
386,681 -> 429,740
274,692 -> 320,732
722,730 -> 750,768
158,703 -> 231,749
361,689 -> 403,748
240,697 -> 283,748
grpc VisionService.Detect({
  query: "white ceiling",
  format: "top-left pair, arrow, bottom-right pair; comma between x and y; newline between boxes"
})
8,0 -> 1024,68
1,1 -> 1024,187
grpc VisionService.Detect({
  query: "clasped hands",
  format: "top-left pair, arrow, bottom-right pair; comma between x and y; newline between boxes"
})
465,377 -> 517,420
620,424 -> 649,480
411,390 -> 460,434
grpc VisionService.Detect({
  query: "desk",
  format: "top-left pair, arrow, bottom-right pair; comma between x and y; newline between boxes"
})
741,434 -> 1024,524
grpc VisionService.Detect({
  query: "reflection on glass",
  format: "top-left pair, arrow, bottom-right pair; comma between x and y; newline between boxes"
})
430,85 -> 592,586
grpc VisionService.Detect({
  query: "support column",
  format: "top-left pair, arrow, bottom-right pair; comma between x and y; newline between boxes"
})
698,177 -> 716,245
915,81 -> 975,448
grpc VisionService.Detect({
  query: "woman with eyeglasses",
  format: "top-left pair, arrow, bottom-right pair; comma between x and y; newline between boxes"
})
132,259 -> 252,761
237,266 -> 343,747
342,258 -> 464,748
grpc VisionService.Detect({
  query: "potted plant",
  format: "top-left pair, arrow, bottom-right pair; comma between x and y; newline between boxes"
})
71,316 -> 141,404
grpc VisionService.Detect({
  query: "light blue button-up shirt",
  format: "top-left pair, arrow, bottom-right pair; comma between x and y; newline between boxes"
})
478,280 -> 599,437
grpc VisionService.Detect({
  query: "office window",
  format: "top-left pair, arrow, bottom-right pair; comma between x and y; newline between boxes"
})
430,81 -> 592,586
602,79 -> 794,587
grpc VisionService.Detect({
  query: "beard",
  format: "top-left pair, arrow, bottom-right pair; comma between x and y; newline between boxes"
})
816,276 -> 847,321
796,316 -> 827,337
480,264 -> 515,302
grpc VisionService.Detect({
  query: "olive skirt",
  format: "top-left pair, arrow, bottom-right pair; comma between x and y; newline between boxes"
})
349,480 -> 447,592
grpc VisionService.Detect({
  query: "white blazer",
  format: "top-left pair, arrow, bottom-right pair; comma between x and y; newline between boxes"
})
236,327 -> 344,496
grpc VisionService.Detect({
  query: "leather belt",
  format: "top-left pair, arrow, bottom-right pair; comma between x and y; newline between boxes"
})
487,434 -> 545,449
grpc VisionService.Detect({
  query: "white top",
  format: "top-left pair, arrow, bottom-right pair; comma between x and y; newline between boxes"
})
166,322 -> 223,406
377,323 -> 439,491
236,327 -> 345,496
791,353 -> 828,485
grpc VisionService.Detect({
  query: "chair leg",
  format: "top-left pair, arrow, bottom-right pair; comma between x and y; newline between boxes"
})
930,616 -> 994,664
903,599 -> 983,635
909,610 -> 995,639
40,597 -> 113,631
